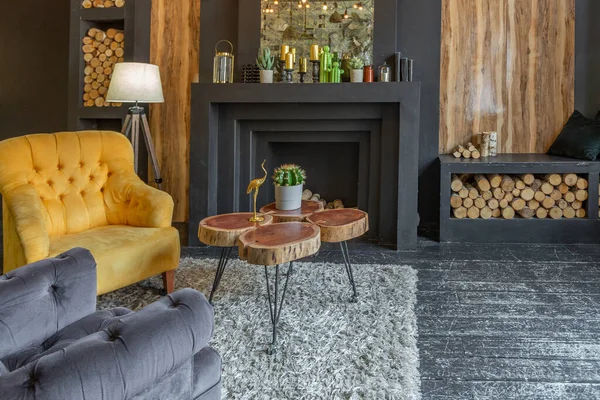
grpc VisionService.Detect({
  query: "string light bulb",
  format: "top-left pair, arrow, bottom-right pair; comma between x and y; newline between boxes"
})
343,8 -> 349,18
353,2 -> 358,8
274,0 -> 278,4
357,2 -> 363,10
305,2 -> 310,7
322,1 -> 328,10
298,1 -> 303,7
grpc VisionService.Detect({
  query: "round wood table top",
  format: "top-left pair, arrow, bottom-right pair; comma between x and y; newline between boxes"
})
259,200 -> 324,222
198,212 -> 273,247
238,222 -> 321,266
306,209 -> 369,243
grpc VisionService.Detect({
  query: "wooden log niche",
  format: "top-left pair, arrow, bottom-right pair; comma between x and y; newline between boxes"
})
449,173 -> 589,220
82,27 -> 125,107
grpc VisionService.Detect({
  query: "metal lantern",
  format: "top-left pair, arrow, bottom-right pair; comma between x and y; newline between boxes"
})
213,40 -> 235,83
378,61 -> 391,82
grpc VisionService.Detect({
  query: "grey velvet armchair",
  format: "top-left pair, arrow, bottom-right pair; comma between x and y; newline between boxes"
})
0,247 -> 222,400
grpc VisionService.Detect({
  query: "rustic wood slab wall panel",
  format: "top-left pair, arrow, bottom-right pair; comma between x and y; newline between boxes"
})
149,0 -> 200,222
440,0 -> 575,154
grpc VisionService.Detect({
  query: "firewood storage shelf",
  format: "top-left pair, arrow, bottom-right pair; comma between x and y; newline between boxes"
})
439,154 -> 600,244
68,0 -> 151,131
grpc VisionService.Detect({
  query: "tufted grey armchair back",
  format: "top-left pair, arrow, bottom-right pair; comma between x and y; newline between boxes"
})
0,248 -> 97,360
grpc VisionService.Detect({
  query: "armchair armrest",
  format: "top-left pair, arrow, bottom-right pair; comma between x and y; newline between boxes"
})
0,248 -> 97,360
2,184 -> 49,263
104,172 -> 174,228
0,289 -> 214,400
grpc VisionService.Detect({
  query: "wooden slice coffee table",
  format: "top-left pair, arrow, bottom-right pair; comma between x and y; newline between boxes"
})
307,209 -> 369,302
198,212 -> 273,303
238,222 -> 320,354
259,200 -> 324,223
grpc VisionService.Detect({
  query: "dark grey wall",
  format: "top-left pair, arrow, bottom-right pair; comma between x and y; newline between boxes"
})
0,0 -> 70,141
397,0 -> 442,231
199,0 -> 597,234
575,0 -> 600,118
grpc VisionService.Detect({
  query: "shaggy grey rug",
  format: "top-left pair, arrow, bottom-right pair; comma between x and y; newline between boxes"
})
98,257 -> 421,399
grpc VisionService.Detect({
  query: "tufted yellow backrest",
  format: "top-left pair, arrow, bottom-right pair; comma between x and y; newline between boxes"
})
0,131 -> 135,236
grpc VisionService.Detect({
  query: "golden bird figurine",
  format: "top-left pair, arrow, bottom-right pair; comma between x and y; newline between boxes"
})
247,160 -> 267,222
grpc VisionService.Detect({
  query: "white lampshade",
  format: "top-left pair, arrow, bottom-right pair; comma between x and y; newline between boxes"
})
106,62 -> 164,103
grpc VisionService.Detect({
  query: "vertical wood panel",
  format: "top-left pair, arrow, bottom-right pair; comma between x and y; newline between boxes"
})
149,0 -> 200,222
440,0 -> 574,154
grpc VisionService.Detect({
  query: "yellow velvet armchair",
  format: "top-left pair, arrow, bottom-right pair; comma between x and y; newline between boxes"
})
0,131 -> 180,295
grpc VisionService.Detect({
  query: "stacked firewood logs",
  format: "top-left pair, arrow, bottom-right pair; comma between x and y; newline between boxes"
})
450,173 -> 588,219
82,28 -> 125,107
82,0 -> 125,8
302,189 -> 345,209
452,142 -> 481,159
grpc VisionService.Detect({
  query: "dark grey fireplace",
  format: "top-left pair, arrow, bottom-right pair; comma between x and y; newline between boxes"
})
267,140 -> 361,208
189,83 -> 420,249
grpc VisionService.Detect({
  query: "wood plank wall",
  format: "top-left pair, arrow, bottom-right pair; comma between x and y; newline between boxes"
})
439,0 -> 575,154
149,0 -> 200,222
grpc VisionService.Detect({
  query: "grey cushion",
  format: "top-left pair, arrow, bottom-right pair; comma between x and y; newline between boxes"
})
0,248 -> 97,360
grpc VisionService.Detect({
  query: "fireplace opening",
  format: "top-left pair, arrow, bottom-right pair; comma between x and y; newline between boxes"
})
267,141 -> 360,208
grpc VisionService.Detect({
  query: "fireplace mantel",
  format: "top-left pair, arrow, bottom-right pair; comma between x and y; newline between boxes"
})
191,82 -> 420,104
189,82 -> 421,249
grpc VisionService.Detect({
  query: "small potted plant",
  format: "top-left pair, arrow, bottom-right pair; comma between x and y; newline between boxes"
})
272,164 -> 306,210
256,47 -> 275,83
349,57 -> 364,82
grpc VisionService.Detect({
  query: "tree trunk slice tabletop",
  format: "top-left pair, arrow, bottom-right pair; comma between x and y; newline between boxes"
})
238,222 -> 321,266
307,209 -> 369,243
198,212 -> 273,247
259,200 -> 324,222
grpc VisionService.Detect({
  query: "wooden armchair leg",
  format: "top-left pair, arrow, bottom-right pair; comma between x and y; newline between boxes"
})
162,270 -> 175,294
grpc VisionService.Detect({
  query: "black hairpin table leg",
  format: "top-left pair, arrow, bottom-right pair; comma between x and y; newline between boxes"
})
264,262 -> 293,355
209,246 -> 233,304
340,241 -> 358,302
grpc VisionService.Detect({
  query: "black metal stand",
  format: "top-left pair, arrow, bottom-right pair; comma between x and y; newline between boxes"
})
121,105 -> 163,189
283,69 -> 294,83
310,60 -> 320,83
339,241 -> 358,302
264,262 -> 293,355
299,72 -> 307,83
208,246 -> 233,304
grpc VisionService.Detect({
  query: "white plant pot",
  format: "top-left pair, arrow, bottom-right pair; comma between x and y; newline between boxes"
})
275,184 -> 303,210
260,70 -> 274,83
350,69 -> 364,83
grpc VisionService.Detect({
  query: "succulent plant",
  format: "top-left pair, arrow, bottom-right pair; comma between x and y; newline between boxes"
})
349,56 -> 364,70
256,47 -> 275,71
272,164 -> 307,187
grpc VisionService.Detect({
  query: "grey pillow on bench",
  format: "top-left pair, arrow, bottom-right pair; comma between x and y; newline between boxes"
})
548,110 -> 600,160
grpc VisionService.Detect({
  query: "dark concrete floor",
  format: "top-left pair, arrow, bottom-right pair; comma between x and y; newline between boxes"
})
4,236 -> 600,399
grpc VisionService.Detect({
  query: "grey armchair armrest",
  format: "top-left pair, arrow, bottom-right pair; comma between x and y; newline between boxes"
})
0,247 -> 97,360
0,288 -> 215,400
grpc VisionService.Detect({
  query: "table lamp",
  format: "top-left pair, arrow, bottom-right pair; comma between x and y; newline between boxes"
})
106,62 -> 164,188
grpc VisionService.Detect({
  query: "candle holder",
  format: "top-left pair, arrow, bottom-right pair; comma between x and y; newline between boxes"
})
277,60 -> 286,83
283,69 -> 294,83
299,71 -> 307,83
310,60 -> 320,83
